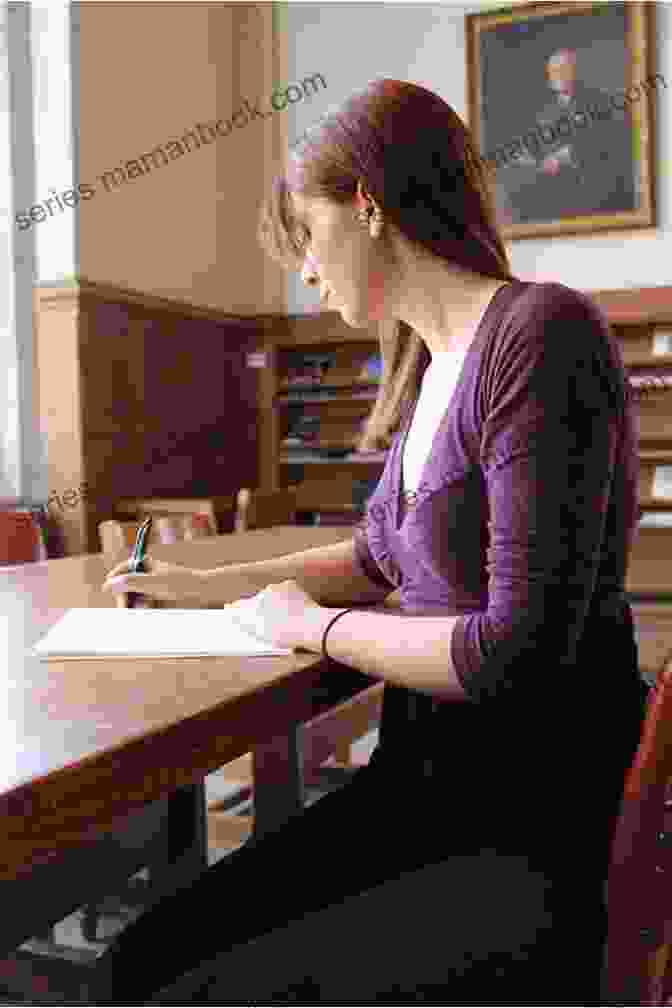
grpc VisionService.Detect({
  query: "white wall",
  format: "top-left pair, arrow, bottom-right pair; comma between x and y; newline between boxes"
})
30,0 -> 77,289
0,1 -> 18,497
281,0 -> 672,314
1,0 -> 73,502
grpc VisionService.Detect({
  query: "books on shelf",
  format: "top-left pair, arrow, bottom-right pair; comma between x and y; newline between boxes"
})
311,511 -> 361,527
279,387 -> 378,402
628,373 -> 672,395
352,476 -> 380,513
279,450 -> 386,465
282,439 -> 351,459
282,349 -> 382,388
285,350 -> 337,385
285,412 -> 321,441
359,352 -> 383,382
283,399 -> 374,456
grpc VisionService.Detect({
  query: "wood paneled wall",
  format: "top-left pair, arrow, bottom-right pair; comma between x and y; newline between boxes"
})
35,281 -> 264,555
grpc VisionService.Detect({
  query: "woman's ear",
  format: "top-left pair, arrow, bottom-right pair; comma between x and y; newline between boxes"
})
355,178 -> 375,208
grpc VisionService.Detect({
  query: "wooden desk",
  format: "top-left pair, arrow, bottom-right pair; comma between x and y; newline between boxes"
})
0,525 -> 668,974
0,526 -> 364,966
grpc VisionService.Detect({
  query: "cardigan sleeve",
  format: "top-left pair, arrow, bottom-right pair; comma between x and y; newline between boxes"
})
449,290 -> 624,703
352,519 -> 398,591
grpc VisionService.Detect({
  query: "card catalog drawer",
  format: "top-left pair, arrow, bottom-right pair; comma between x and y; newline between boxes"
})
629,372 -> 672,444
627,525 -> 672,594
618,325 -> 672,367
639,452 -> 672,504
652,327 -> 672,359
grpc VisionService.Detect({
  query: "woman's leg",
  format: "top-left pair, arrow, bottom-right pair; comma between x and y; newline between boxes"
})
104,754 -> 445,1004
152,848 -> 583,1005
103,750 -> 608,1006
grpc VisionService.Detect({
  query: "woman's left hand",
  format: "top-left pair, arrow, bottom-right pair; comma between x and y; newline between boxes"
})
225,579 -> 324,651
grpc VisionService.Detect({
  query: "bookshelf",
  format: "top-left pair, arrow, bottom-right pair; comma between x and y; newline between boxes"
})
588,287 -> 672,599
255,311 -> 387,525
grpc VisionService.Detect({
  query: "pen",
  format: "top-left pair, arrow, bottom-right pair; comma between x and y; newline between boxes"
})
126,516 -> 152,609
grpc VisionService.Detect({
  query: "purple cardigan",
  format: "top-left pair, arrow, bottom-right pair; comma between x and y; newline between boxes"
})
353,278 -> 640,706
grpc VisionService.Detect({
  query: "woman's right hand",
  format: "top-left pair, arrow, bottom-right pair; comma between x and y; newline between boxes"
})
102,555 -> 207,603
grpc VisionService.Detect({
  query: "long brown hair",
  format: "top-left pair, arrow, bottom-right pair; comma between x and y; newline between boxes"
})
258,78 -> 516,452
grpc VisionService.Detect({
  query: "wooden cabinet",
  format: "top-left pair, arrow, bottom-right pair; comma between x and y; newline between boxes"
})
36,283 -> 262,555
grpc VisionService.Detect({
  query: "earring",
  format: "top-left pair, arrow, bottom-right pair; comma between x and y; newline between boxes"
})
356,204 -> 383,238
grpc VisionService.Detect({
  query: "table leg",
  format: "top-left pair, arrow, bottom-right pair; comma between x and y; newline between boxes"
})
0,784 -> 209,1003
147,781 -> 208,899
251,725 -> 304,843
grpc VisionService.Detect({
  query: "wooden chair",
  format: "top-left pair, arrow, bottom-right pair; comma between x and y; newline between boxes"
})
602,647 -> 672,1005
116,496 -> 234,535
99,512 -> 218,562
234,487 -> 297,532
0,509 -> 42,565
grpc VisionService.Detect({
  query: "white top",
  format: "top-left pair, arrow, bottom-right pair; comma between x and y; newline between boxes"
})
401,348 -> 469,494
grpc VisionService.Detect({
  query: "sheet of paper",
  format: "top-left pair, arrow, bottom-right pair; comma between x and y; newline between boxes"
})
31,608 -> 294,659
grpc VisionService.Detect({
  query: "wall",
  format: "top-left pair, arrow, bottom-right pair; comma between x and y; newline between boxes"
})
280,1 -> 671,314
9,2 -> 291,502
0,0 -> 18,497
75,2 -> 286,315
3,1 -> 53,500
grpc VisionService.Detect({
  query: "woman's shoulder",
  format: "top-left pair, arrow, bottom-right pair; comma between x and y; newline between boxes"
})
492,280 -> 611,361
507,279 -> 607,328
475,279 -> 619,413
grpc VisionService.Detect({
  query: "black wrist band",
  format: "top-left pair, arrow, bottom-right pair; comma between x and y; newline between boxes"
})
321,607 -> 357,660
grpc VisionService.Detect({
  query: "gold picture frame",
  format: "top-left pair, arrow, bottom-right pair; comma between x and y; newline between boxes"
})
465,1 -> 659,240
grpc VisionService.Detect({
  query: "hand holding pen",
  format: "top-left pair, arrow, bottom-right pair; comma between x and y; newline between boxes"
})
125,516 -> 152,608
103,521 -> 210,604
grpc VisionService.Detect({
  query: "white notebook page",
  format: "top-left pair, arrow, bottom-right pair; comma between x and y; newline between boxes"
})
31,608 -> 294,659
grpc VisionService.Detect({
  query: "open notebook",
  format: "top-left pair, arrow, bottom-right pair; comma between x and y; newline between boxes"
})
31,608 -> 294,659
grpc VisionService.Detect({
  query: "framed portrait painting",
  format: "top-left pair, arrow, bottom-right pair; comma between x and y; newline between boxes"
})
465,1 -> 659,240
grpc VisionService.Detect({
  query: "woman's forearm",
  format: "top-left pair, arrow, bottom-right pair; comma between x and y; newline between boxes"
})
300,606 -> 466,700
202,537 -> 393,607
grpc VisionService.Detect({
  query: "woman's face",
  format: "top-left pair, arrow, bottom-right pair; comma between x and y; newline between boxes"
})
290,190 -> 390,327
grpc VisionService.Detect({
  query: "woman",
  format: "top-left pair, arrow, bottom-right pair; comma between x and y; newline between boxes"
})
103,78 -> 648,1004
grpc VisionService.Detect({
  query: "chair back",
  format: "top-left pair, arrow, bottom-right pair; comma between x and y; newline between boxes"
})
0,509 -> 42,565
603,649 -> 672,1005
115,497 -> 225,534
234,488 -> 297,533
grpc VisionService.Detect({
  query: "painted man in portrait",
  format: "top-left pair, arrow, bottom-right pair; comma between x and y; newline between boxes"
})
494,48 -> 636,224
